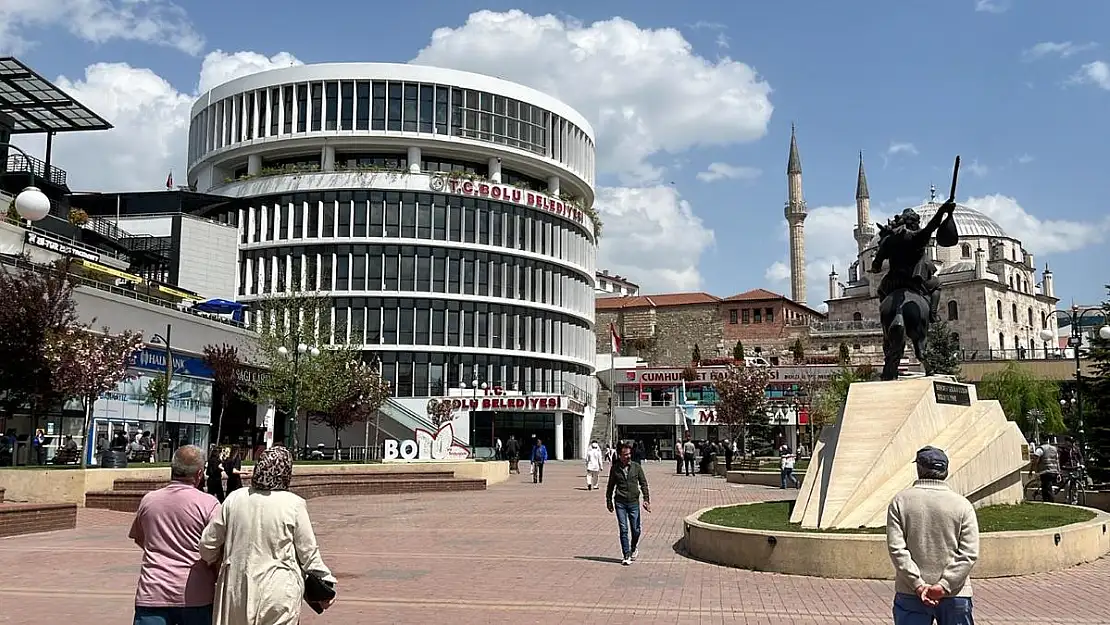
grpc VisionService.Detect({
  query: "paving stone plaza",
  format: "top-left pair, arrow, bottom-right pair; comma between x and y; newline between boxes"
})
0,462 -> 1106,624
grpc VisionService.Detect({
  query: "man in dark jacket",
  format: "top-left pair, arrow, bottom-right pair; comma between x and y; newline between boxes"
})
606,441 -> 651,566
505,436 -> 521,473
531,438 -> 548,484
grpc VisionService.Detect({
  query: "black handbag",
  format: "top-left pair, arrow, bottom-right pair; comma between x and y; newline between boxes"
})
304,573 -> 336,615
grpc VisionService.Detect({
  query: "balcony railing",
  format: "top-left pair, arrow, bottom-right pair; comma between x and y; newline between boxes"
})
810,319 -> 884,334
4,154 -> 68,187
957,348 -> 1077,362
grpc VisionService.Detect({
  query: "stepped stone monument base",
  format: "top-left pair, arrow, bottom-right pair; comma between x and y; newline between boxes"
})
790,376 -> 1027,530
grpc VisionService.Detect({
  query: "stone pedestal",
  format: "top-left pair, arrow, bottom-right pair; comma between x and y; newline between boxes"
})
790,376 -> 1026,529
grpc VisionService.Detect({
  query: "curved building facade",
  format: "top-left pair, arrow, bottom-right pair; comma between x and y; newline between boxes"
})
188,63 -> 598,458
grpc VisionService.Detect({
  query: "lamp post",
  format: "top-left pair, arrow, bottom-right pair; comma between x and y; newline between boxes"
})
460,378 -> 486,457
1040,306 -> 1110,457
0,143 -> 52,223
277,342 -> 320,457
149,324 -> 173,460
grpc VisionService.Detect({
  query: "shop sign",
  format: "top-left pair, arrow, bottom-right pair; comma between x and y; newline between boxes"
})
682,405 -> 808,426
384,423 -> 469,461
443,396 -> 565,413
132,348 -> 213,378
25,232 -> 101,262
621,365 -> 842,385
439,177 -> 586,226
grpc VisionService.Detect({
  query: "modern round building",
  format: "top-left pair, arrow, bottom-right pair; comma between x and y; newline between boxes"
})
187,63 -> 598,459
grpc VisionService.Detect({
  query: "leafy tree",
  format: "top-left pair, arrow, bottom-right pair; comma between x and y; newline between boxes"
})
838,342 -> 850,365
978,362 -> 1065,436
46,326 -> 144,467
426,397 -> 454,426
308,357 -> 391,452
791,338 -> 805,364
0,258 -> 80,422
732,340 -> 745,361
681,365 -> 698,382
203,343 -> 242,447
807,367 -> 864,430
713,364 -> 773,454
1081,291 -> 1110,480
924,320 -> 961,377
144,375 -> 168,413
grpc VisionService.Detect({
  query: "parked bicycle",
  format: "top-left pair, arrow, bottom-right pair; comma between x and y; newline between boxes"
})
1025,466 -> 1088,505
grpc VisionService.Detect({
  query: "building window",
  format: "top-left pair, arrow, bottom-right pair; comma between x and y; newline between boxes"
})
765,308 -> 774,323
996,300 -> 1002,319
729,309 -> 738,324
742,309 -> 750,324
1027,307 -> 1033,326
998,332 -> 1005,350
754,309 -> 762,323
947,300 -> 959,321
961,243 -> 971,259
852,312 -> 862,322
1041,311 -> 1047,329
1011,303 -> 1017,322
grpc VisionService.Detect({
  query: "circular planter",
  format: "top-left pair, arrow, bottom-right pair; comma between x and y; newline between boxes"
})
683,501 -> 1110,579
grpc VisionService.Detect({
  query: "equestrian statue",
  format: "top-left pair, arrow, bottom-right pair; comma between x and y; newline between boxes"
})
869,156 -> 961,381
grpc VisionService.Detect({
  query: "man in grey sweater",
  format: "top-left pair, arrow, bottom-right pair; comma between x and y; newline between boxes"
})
886,446 -> 979,625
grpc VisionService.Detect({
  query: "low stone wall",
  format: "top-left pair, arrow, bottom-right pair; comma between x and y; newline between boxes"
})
0,460 -> 509,505
725,471 -> 783,488
1085,491 -> 1110,512
0,503 -> 78,538
684,502 -> 1110,579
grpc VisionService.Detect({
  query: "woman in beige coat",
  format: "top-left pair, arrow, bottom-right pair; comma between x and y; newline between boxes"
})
199,446 -> 336,624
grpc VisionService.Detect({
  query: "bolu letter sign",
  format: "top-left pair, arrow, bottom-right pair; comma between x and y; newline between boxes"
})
384,423 -> 470,461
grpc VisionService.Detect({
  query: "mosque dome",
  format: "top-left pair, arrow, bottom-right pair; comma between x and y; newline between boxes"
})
865,200 -> 1008,250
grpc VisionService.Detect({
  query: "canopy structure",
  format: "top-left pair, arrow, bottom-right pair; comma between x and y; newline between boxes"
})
192,299 -> 247,323
0,57 -> 113,134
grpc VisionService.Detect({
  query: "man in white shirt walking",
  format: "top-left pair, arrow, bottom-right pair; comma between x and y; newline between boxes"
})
585,441 -> 604,490
779,447 -> 800,489
886,446 -> 979,625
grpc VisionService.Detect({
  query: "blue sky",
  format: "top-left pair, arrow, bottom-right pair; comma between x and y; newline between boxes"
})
4,0 -> 1109,307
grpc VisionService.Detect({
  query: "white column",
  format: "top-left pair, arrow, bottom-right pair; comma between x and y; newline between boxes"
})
547,175 -> 560,196
489,157 -> 502,183
408,146 -> 422,173
322,144 -> 336,172
248,153 -> 262,175
554,412 -> 565,460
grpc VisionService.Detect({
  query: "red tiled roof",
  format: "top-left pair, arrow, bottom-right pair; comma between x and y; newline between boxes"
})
723,288 -> 787,302
595,292 -> 721,310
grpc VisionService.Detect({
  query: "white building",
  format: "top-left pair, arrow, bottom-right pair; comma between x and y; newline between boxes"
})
823,155 -> 1059,359
186,63 -> 598,458
595,269 -> 639,296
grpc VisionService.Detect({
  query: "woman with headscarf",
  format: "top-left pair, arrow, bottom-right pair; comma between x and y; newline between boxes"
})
199,447 -> 336,624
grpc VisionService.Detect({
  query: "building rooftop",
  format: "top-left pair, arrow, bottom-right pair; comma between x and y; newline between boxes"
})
0,57 -> 113,134
595,292 -> 720,310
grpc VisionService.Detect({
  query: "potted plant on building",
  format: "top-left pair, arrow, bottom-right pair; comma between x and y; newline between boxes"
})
67,208 -> 89,226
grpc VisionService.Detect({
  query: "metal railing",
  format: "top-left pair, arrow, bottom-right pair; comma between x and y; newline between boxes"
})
22,221 -> 131,263
957,348 -> 1076,362
810,319 -> 885,333
5,154 -> 67,187
377,398 -> 466,445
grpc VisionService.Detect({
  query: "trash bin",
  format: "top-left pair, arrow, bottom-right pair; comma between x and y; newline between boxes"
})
99,450 -> 129,468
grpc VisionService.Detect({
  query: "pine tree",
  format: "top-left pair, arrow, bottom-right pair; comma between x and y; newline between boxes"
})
692,343 -> 701,364
924,320 -> 961,377
732,340 -> 745,361
1082,289 -> 1110,480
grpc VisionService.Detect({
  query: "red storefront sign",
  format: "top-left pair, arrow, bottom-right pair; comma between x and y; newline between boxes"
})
447,178 -> 585,225
445,396 -> 565,412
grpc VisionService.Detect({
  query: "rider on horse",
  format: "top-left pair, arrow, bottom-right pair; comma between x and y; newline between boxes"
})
869,201 -> 956,324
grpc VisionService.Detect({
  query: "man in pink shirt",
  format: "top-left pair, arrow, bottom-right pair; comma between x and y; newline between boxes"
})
129,445 -> 220,625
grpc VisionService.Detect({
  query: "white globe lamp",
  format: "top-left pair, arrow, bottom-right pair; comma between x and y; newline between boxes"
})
14,186 -> 50,222
1099,325 -> 1110,340
1039,329 -> 1055,343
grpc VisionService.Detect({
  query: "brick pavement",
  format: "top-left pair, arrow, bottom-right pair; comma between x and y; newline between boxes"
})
0,462 -> 1107,624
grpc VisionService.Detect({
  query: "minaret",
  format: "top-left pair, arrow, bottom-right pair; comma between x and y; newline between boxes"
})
852,152 -> 873,253
1042,264 -> 1055,298
828,266 -> 839,300
785,124 -> 807,304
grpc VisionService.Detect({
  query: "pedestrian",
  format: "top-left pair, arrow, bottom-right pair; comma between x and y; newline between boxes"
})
200,446 -> 336,623
495,437 -> 503,461
129,445 -> 220,625
506,435 -> 521,473
531,438 -> 548,484
585,441 -> 604,490
206,446 -> 225,502
780,446 -> 800,489
683,436 -> 696,476
674,439 -> 683,474
887,446 -> 979,625
605,441 -> 652,566
1032,436 -> 1061,503
222,446 -> 243,495
31,428 -> 46,465
724,436 -> 734,472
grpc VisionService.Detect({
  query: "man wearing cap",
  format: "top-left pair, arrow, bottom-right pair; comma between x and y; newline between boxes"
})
886,446 -> 979,625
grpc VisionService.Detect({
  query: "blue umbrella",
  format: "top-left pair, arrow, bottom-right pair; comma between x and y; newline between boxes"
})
192,299 -> 247,322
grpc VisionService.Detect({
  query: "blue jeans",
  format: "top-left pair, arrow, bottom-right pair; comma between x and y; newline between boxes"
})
134,605 -> 213,625
614,501 -> 642,558
780,467 -> 799,489
893,593 -> 974,625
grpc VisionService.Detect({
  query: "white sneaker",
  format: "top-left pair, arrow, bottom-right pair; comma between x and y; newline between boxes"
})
621,558 -> 631,566
630,549 -> 639,561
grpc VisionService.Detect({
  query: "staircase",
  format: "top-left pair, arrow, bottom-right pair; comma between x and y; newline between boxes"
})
378,397 -> 466,446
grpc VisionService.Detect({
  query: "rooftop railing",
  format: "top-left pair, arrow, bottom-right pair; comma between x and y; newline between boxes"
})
4,154 -> 67,187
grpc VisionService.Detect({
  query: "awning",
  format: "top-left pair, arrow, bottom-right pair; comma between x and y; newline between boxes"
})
191,298 -> 245,314
75,259 -> 143,283
150,282 -> 201,301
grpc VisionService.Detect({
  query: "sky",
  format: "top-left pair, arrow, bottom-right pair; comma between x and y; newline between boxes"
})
3,0 -> 1110,309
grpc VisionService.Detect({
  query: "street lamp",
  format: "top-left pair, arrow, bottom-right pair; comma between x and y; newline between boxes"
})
277,342 -> 320,456
460,378 -> 487,457
149,324 -> 173,460
1040,306 -> 1110,456
1,143 -> 52,222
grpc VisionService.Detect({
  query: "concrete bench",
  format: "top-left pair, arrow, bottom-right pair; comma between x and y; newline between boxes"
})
0,502 -> 78,538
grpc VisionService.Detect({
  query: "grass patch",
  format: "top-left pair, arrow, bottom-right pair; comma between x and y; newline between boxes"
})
699,501 -> 1097,534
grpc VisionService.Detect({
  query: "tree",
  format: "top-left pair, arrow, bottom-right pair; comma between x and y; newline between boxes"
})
838,342 -> 850,365
807,367 -> 864,431
978,362 -> 1065,436
426,398 -> 453,426
145,375 -> 168,414
1081,291 -> 1110,480
733,340 -> 745,361
308,356 -> 392,452
203,343 -> 242,447
46,326 -> 144,467
713,363 -> 773,454
0,259 -> 80,422
923,321 -> 961,377
691,343 -> 701,364
792,338 -> 805,364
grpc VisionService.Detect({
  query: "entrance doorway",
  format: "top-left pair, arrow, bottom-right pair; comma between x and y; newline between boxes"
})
472,412 -> 555,460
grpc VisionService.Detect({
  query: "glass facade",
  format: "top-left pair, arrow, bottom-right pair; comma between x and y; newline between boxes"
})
188,78 -> 594,184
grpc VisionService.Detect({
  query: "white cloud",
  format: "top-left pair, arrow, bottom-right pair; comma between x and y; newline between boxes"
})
963,194 -> 1110,255
410,9 -> 773,184
197,50 -> 303,93
0,0 -> 204,56
696,162 -> 762,183
1023,41 -> 1097,61
1017,154 -> 1035,164
716,33 -> 730,50
12,50 -> 302,192
595,186 -> 714,292
975,0 -> 1010,14
967,159 -> 990,177
1070,61 -> 1110,90
887,142 -> 918,156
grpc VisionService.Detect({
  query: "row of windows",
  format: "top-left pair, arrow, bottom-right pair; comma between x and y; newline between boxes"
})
729,307 -> 776,324
252,297 -> 592,363
230,191 -> 594,268
240,245 -> 594,318
188,80 -> 594,181
990,299 -> 1050,329
348,351 -> 590,399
